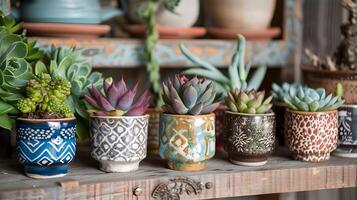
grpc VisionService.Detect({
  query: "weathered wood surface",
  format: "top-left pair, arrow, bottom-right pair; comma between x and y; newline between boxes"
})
34,38 -> 289,69
0,148 -> 356,200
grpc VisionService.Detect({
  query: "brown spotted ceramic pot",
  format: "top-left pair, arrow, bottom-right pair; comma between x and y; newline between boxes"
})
224,111 -> 275,166
285,110 -> 338,162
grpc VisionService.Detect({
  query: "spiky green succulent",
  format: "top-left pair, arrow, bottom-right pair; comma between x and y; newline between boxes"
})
283,86 -> 344,112
85,77 -> 151,116
271,83 -> 306,104
17,73 -> 74,118
180,34 -> 267,95
162,75 -> 220,115
225,89 -> 273,114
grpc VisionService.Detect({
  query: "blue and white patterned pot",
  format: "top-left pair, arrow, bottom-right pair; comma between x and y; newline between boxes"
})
16,118 -> 76,179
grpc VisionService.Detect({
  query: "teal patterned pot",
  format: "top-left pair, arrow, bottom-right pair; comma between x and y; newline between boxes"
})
159,113 -> 215,171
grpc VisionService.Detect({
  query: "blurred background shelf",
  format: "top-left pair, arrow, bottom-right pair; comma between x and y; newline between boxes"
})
33,38 -> 293,68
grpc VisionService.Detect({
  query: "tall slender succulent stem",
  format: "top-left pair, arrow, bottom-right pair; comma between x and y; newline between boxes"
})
143,0 -> 163,108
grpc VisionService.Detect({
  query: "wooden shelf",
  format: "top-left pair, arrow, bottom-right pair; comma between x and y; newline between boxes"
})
33,38 -> 292,69
0,148 -> 356,199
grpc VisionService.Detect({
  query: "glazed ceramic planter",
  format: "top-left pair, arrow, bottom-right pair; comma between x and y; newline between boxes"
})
16,118 -> 76,179
159,113 -> 215,171
224,111 -> 275,166
285,110 -> 338,162
146,108 -> 162,156
125,0 -> 200,27
20,0 -> 121,24
272,103 -> 287,146
90,115 -> 149,172
207,0 -> 276,29
333,105 -> 357,157
214,105 -> 226,152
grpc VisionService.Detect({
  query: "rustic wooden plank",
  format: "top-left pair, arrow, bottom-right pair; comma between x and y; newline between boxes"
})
0,148 -> 356,200
33,38 -> 288,68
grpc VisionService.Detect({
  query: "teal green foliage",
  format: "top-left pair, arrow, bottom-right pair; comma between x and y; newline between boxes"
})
180,34 -> 267,95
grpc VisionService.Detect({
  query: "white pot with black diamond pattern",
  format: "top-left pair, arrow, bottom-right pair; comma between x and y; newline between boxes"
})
90,115 -> 149,172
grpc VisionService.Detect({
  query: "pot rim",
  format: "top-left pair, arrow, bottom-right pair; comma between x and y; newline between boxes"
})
339,104 -> 357,108
286,109 -> 337,115
161,113 -> 215,118
90,114 -> 150,119
225,110 -> 275,117
17,117 -> 76,122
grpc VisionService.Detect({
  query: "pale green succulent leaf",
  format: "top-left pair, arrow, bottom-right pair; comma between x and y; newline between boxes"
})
246,65 -> 266,90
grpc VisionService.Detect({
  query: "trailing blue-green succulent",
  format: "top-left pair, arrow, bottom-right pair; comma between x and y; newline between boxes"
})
136,0 -> 181,107
180,34 -> 267,95
283,86 -> 344,112
36,46 -> 103,140
162,75 -> 220,115
271,83 -> 306,104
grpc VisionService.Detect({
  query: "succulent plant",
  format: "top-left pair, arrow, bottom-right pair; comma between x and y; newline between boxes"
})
135,0 -> 181,107
283,86 -> 344,112
225,89 -> 273,114
180,34 -> 267,95
0,11 -> 43,63
17,73 -> 74,118
271,83 -> 306,104
0,30 -> 35,129
85,77 -> 151,116
162,75 -> 220,115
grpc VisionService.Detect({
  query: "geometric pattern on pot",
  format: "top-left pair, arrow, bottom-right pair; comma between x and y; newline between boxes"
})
338,106 -> 357,145
285,110 -> 338,162
224,111 -> 275,156
16,118 -> 77,166
159,114 -> 215,164
90,115 -> 149,162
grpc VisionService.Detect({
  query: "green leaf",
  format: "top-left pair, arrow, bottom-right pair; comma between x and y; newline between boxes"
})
49,60 -> 58,77
246,65 -> 267,90
183,68 -> 230,86
0,114 -> 14,130
0,100 -> 15,115
35,61 -> 48,75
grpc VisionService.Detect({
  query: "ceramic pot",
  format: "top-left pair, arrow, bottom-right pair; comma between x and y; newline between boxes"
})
285,110 -> 338,162
16,118 -> 77,179
214,106 -> 226,152
207,0 -> 276,30
272,103 -> 286,146
20,0 -> 121,24
333,105 -> 357,157
224,111 -> 275,166
125,0 -> 199,27
90,115 -> 149,172
159,113 -> 215,171
146,108 -> 162,156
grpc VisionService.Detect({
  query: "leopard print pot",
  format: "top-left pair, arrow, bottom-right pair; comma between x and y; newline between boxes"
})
285,110 -> 338,162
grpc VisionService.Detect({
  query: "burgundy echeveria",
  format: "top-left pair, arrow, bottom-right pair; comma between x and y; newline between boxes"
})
85,77 -> 150,116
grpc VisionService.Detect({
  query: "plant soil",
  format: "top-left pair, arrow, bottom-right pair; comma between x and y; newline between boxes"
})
21,111 -> 62,119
